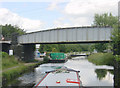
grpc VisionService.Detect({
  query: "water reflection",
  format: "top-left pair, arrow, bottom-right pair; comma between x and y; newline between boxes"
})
8,56 -> 114,87
95,69 -> 114,81
95,69 -> 107,80
64,57 -> 114,86
34,57 -> 114,86
18,72 -> 36,85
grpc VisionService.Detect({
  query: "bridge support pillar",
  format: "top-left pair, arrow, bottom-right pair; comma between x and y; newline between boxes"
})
23,44 -> 35,62
1,43 -> 10,54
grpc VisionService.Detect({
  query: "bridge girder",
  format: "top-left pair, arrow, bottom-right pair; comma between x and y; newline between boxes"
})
18,27 -> 113,44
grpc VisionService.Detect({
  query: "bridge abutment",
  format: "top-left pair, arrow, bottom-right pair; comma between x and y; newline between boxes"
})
22,44 -> 35,62
1,43 -> 10,54
10,44 -> 35,62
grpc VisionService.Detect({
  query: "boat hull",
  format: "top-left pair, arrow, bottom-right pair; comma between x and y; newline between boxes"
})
49,59 -> 67,63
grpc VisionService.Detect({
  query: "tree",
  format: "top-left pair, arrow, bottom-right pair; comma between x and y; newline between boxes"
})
52,48 -> 57,52
88,44 -> 95,53
39,44 -> 45,53
93,13 -> 118,52
58,44 -> 67,53
111,25 -> 120,60
1,24 -> 25,41
39,44 -> 89,53
39,44 -> 60,53
93,13 -> 118,26
94,43 -> 107,52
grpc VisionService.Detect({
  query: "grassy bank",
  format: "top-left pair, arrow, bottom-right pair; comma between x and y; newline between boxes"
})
1,52 -> 44,86
2,52 -> 21,70
88,53 -> 114,66
2,62 -> 42,85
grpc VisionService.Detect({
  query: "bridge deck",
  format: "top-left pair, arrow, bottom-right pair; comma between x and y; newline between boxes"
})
18,26 -> 113,44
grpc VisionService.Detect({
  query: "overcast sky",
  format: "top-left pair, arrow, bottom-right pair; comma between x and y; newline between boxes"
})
0,0 -> 119,32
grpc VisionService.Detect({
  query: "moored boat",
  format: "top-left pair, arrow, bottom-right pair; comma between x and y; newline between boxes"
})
34,67 -> 82,88
49,53 -> 67,63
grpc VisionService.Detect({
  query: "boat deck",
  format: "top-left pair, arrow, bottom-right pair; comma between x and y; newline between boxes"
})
35,70 -> 82,88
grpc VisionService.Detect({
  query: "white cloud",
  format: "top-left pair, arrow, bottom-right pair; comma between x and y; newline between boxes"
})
47,1 -> 59,10
0,8 -> 44,32
53,17 -> 72,28
64,0 -> 118,16
54,0 -> 119,27
0,0 -> 69,2
47,0 -> 68,10
0,0 -> 119,32
53,16 -> 92,28
69,17 -> 92,26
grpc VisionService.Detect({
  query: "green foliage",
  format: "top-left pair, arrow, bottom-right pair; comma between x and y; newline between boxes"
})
80,44 -> 89,51
2,65 -> 27,81
58,44 -> 67,53
88,43 -> 108,53
46,52 -> 51,56
114,55 -> 120,61
2,52 -> 9,58
39,44 -> 59,53
39,44 -> 89,53
39,44 -> 44,53
94,43 -> 107,52
95,69 -> 107,80
2,52 -> 20,70
1,52 -> 42,86
52,48 -> 58,52
43,56 -> 49,63
93,13 -> 118,52
2,62 -> 41,86
88,53 -> 114,66
88,44 -> 95,53
1,24 -> 25,40
93,13 -> 118,26
2,63 -> 38,84
111,25 -> 120,55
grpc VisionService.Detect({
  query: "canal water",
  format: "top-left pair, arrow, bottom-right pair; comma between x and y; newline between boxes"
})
9,56 -> 114,87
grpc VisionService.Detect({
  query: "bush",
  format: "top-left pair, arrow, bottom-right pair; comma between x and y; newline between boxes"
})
88,53 -> 114,66
2,52 -> 20,70
2,63 -> 40,86
43,56 -> 49,63
2,52 -> 9,58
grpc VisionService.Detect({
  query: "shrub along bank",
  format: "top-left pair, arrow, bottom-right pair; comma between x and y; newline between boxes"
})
2,52 -> 20,70
2,62 -> 42,86
1,52 -> 44,86
88,53 -> 114,66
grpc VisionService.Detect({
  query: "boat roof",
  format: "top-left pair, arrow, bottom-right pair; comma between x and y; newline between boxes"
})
34,69 -> 82,87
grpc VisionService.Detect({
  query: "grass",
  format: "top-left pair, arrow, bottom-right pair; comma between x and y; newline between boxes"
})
1,52 -> 44,86
2,63 -> 39,86
2,65 -> 28,81
2,61 -> 43,86
88,53 -> 114,66
2,63 -> 38,80
1,52 -> 22,70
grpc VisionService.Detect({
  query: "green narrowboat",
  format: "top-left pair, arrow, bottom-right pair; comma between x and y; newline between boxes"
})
49,53 -> 67,63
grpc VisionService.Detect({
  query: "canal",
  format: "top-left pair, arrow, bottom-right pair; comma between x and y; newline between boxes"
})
8,56 -> 114,87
